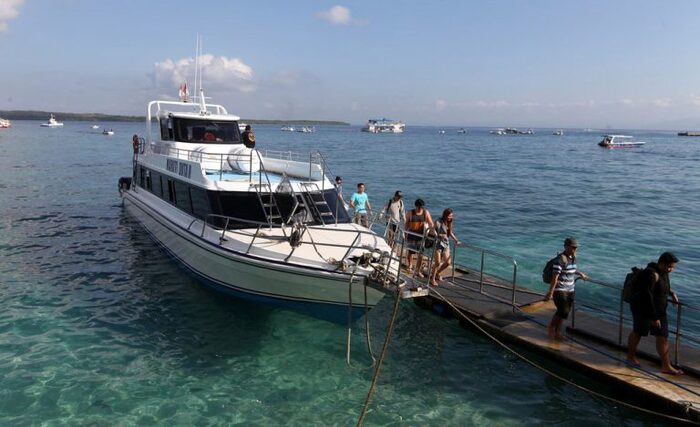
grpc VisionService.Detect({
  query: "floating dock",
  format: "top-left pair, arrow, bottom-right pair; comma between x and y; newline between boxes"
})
410,265 -> 700,423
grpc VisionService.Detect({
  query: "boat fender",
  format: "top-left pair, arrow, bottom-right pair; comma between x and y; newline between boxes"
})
132,135 -> 140,153
289,222 -> 303,248
227,146 -> 261,173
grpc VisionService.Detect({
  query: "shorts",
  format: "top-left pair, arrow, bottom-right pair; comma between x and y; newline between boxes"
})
406,235 -> 422,252
553,290 -> 575,319
632,314 -> 668,338
387,222 -> 399,233
435,240 -> 449,253
353,213 -> 368,226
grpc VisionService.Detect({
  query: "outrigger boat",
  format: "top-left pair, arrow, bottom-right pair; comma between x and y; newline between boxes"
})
598,135 -> 646,148
118,88 -> 426,323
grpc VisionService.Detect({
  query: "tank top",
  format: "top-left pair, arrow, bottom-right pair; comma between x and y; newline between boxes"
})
406,209 -> 426,232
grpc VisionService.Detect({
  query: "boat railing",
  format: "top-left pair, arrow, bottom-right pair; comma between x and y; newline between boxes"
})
572,277 -> 699,366
198,213 -> 400,282
147,143 -> 328,183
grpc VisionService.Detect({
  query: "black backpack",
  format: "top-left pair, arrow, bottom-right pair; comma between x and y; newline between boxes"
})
621,266 -> 658,303
542,254 -> 565,284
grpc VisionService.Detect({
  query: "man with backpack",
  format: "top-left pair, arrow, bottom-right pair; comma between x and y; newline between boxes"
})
626,252 -> 682,375
544,237 -> 589,340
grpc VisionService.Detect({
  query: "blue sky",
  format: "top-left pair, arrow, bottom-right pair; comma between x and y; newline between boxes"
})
2,0 -> 700,128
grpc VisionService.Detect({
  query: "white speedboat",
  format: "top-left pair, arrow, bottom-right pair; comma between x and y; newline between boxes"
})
598,134 -> 646,148
281,126 -> 295,132
553,129 -> 564,136
362,118 -> 405,133
457,128 -> 467,134
297,126 -> 315,133
40,114 -> 64,127
92,124 -> 100,129
103,129 -> 114,135
0,118 -> 10,128
438,130 -> 446,134
490,128 -> 506,135
119,90 -> 415,323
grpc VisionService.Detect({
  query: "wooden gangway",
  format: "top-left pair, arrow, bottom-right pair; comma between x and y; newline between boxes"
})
411,266 -> 700,423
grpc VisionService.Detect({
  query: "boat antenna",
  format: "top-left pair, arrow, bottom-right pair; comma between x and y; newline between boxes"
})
193,34 -> 199,103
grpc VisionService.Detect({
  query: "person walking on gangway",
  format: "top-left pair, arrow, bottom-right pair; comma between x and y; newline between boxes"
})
626,252 -> 683,375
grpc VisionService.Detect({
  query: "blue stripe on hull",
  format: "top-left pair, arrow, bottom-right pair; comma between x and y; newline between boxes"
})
124,201 -> 371,324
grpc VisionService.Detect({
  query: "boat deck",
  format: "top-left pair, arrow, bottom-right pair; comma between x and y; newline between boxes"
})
414,267 -> 700,422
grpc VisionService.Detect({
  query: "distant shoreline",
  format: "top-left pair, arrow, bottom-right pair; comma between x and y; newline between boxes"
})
0,110 -> 350,126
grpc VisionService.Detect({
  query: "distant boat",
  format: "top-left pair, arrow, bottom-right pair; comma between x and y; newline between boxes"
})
598,135 -> 645,148
102,129 -> 114,136
281,126 -> 295,132
457,128 -> 467,134
490,128 -> 506,135
553,129 -> 564,136
297,126 -> 315,133
40,114 -> 64,127
362,118 -> 405,133
91,124 -> 100,129
438,130 -> 446,134
678,131 -> 700,136
0,117 -> 11,128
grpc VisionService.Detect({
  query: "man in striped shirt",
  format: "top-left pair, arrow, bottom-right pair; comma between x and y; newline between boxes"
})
545,237 -> 589,340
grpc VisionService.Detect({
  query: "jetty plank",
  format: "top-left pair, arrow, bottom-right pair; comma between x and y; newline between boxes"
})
412,267 -> 700,422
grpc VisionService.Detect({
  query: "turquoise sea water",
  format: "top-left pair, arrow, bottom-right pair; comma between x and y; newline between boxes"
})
0,121 -> 698,425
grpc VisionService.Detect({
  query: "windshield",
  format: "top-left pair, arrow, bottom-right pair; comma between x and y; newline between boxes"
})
168,118 -> 242,144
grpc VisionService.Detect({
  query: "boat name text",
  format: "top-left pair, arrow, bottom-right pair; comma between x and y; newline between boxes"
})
166,159 -> 192,179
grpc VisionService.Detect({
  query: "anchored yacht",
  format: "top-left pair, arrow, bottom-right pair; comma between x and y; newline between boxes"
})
40,114 -> 64,127
362,118 -> 405,133
119,90 -> 420,323
0,118 -> 10,128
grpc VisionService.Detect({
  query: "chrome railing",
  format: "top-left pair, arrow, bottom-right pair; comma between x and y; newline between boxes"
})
573,277 -> 699,366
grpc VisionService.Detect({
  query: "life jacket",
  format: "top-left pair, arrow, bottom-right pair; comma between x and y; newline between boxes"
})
406,208 -> 425,232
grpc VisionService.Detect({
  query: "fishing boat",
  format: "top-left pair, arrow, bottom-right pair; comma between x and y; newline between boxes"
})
362,118 -> 405,133
118,88 -> 416,323
598,135 -> 646,148
40,114 -> 64,127
0,118 -> 10,128
103,129 -> 114,136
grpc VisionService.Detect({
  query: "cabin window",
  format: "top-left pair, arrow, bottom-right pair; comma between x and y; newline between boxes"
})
190,187 -> 211,220
159,117 -> 174,140
174,181 -> 193,213
167,179 -> 176,204
173,118 -> 242,144
145,170 -> 152,191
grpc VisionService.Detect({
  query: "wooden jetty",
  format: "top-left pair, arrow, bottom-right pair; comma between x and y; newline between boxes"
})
410,265 -> 700,423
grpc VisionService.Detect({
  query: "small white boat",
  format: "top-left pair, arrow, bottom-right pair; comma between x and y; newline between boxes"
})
490,128 -> 506,135
362,118 -> 405,133
438,130 -> 446,134
92,124 -> 100,129
598,135 -> 646,148
281,126 -> 295,132
40,114 -> 64,127
297,126 -> 315,133
103,129 -> 114,136
553,129 -> 564,136
457,128 -> 467,134
0,118 -> 11,128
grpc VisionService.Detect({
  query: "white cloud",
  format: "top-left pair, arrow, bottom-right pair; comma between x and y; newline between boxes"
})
0,0 -> 24,32
435,99 -> 447,110
652,98 -> 672,108
316,5 -> 352,25
689,94 -> 700,106
153,54 -> 256,93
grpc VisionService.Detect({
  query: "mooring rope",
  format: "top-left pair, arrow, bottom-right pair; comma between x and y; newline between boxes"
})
427,288 -> 700,425
356,290 -> 402,427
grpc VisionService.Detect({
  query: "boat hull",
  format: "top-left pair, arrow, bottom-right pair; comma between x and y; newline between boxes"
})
121,189 -> 387,323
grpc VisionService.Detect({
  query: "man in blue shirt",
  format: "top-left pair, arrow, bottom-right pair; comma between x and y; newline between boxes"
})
349,182 -> 372,227
545,237 -> 588,340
